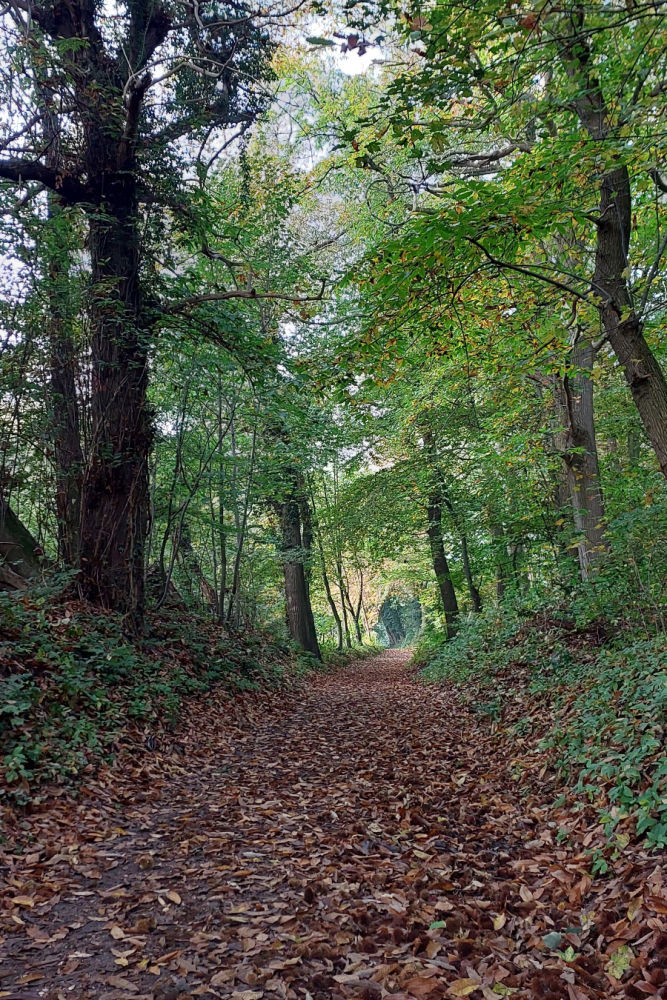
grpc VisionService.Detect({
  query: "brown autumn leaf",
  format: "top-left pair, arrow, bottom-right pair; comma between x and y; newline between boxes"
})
106,976 -> 139,992
11,896 -> 36,908
448,980 -> 479,997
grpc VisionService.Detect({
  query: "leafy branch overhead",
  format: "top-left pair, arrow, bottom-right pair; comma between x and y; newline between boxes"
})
0,1 -> 666,997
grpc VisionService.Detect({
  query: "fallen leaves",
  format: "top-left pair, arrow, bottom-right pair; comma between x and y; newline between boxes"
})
448,980 -> 479,997
1,652 -> 664,1000
10,896 -> 35,908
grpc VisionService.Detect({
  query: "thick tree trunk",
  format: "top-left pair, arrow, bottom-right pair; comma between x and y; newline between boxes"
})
47,197 -> 84,568
554,335 -> 608,578
603,305 -> 667,478
277,495 -> 321,659
594,168 -> 667,478
427,497 -> 459,638
79,186 -> 152,626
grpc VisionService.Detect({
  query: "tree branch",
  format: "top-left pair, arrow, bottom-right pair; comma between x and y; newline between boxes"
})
0,158 -> 91,203
466,237 -> 595,303
165,280 -> 327,315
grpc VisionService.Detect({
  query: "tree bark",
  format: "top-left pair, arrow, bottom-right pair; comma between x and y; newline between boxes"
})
0,498 -> 44,586
47,198 -> 84,568
427,497 -> 460,637
276,493 -> 321,659
490,520 -> 509,602
310,487 -> 344,651
460,533 -> 482,612
78,180 -> 152,627
553,334 -> 608,577
441,490 -> 482,612
559,25 -> 667,478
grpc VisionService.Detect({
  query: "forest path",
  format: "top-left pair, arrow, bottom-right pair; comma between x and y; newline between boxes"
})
1,650 -> 662,1000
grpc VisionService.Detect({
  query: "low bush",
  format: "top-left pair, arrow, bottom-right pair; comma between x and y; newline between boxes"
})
416,604 -> 667,849
0,580 -> 297,803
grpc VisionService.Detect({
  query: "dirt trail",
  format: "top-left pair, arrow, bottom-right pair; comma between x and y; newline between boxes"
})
1,651 -> 664,1000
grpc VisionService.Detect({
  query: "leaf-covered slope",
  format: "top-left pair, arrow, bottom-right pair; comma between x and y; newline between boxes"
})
1,652 -> 664,999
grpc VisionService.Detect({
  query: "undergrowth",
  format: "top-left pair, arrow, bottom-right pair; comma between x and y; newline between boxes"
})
0,579 -> 321,804
415,596 -> 667,850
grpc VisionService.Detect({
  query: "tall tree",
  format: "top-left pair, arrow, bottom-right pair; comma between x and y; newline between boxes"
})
0,0 -> 276,623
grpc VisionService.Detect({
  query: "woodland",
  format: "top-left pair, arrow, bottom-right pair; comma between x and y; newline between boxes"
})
0,0 -> 666,998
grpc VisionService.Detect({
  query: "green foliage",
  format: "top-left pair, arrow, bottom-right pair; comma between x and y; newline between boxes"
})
0,582 -> 297,803
318,642 -> 383,669
418,605 -> 667,849
544,636 -> 667,850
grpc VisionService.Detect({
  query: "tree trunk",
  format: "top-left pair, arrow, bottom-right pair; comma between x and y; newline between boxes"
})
559,25 -> 667,477
343,578 -> 363,643
460,534 -> 482,612
277,495 -> 321,659
603,304 -> 667,478
554,334 -> 608,577
79,184 -> 152,627
593,167 -> 667,478
427,497 -> 459,637
441,490 -> 482,612
176,522 -> 217,612
336,559 -> 353,648
300,496 -> 314,595
321,562 -> 344,651
311,493 -> 344,651
47,197 -> 84,568
0,498 -> 44,586
490,520 -> 509,602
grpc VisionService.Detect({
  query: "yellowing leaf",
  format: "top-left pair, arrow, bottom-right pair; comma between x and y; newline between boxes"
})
605,945 -> 633,980
166,890 -> 182,904
109,925 -> 125,940
493,913 -> 507,930
449,980 -> 479,997
12,896 -> 36,908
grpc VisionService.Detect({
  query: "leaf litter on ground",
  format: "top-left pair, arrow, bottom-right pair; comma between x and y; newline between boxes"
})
0,651 -> 665,1000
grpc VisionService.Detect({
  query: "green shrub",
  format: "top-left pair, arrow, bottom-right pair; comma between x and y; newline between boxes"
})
0,581 -> 298,803
417,605 -> 667,849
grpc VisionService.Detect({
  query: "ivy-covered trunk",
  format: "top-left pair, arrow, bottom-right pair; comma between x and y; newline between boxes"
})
47,198 -> 84,569
79,175 -> 152,626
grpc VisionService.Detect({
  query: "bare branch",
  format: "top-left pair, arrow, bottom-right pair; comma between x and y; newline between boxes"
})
466,237 -> 594,303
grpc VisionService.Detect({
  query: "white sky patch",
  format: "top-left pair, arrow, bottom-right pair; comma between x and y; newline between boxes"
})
335,47 -> 377,76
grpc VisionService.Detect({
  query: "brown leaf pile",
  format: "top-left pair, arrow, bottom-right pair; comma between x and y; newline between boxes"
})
0,651 -> 665,1000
